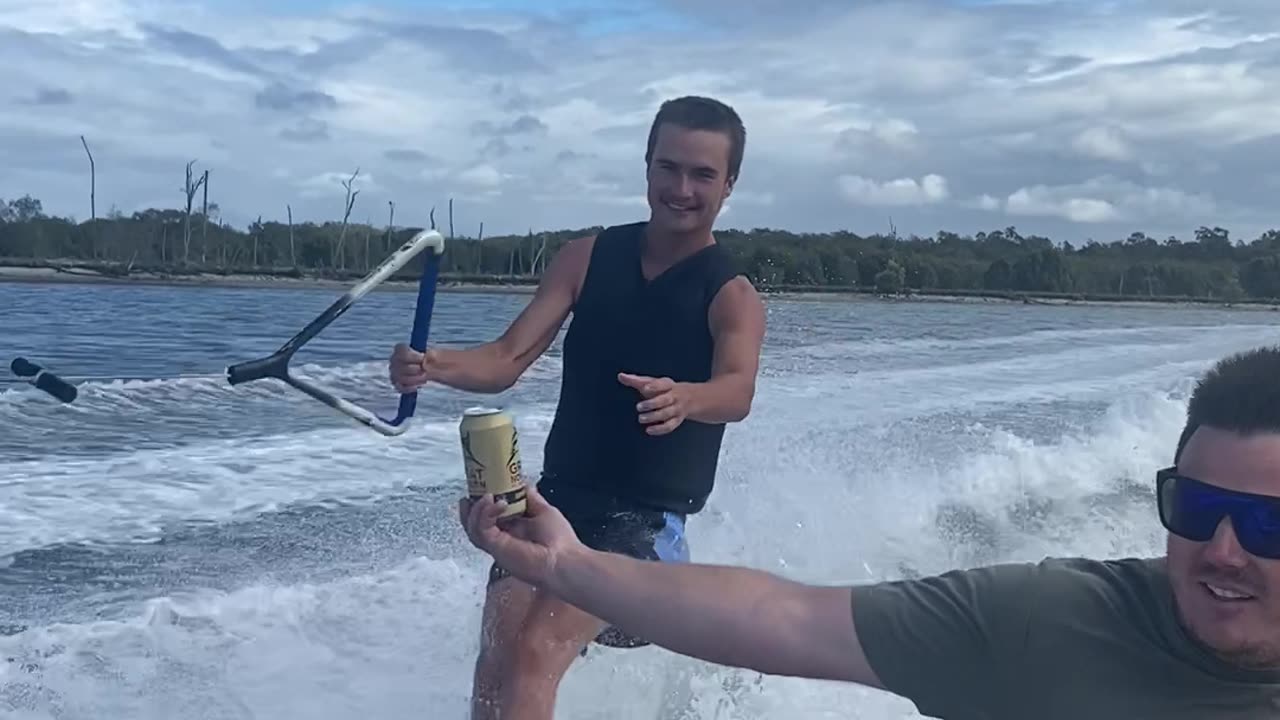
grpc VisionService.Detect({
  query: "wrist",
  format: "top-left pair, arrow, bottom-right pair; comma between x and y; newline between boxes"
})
547,542 -> 597,597
420,348 -> 455,384
677,381 -> 706,418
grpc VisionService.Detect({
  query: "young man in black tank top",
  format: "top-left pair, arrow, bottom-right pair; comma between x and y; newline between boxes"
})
389,95 -> 766,719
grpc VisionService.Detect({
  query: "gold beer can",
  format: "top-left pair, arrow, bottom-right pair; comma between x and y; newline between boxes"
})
459,406 -> 527,518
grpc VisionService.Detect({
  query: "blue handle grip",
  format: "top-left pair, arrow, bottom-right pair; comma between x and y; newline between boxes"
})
391,251 -> 442,423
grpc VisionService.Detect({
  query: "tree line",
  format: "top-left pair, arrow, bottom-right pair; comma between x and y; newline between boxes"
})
3,192 -> 1280,302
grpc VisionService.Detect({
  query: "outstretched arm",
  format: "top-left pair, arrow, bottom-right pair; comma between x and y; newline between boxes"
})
461,485 -> 882,685
618,276 -> 765,431
552,543 -> 883,685
399,236 -> 594,393
684,276 -> 765,423
464,484 -> 1037,717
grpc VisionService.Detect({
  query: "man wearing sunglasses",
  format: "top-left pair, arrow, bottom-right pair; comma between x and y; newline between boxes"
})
459,345 -> 1280,716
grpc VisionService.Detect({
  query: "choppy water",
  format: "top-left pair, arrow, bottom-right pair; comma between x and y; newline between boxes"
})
2,280 -> 1279,718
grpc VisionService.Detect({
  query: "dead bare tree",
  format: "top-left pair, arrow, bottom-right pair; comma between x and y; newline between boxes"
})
363,215 -> 372,270
79,133 -> 95,222
530,232 -> 548,275
181,160 -> 206,264
509,229 -> 528,275
253,214 -> 262,266
385,200 -> 395,255
201,170 -> 209,264
287,204 -> 296,266
79,135 -> 96,258
333,168 -> 360,270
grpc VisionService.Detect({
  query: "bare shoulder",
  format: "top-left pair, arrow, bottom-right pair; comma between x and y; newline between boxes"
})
542,233 -> 597,301
559,233 -> 597,260
709,275 -> 765,332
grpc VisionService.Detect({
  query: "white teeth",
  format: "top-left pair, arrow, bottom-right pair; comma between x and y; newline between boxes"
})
1206,583 -> 1253,600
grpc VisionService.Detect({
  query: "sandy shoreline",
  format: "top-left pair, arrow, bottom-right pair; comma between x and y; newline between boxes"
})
1,264 -> 1276,310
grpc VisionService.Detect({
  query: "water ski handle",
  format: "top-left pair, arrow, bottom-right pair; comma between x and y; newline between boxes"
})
224,229 -> 444,436
10,357 -> 78,403
225,354 -> 286,385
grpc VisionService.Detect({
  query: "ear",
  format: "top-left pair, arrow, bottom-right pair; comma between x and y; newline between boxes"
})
724,175 -> 736,200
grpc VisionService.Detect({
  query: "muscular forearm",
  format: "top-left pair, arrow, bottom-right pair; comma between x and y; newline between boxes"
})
426,345 -> 519,393
682,375 -> 754,423
548,546 -> 857,681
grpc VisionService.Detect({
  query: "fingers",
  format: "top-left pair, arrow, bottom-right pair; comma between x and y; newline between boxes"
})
646,416 -> 683,435
389,343 -> 428,392
639,402 -> 680,425
461,493 -> 513,547
391,342 -> 422,363
457,495 -> 475,528
636,392 -> 675,413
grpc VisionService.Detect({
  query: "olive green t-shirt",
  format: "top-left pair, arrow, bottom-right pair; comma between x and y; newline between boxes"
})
851,556 -> 1280,718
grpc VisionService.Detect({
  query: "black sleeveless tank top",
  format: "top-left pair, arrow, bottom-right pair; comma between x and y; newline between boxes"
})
539,221 -> 741,514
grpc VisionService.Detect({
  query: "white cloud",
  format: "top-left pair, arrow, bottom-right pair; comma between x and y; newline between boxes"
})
1072,126 -> 1133,162
1007,190 -> 1119,224
1004,177 -> 1216,224
838,174 -> 949,207
457,164 -> 506,189
1,0 -> 1279,243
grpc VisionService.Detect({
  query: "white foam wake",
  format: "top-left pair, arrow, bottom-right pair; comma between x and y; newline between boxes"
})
1,385 -> 1188,719
0,406 -> 557,557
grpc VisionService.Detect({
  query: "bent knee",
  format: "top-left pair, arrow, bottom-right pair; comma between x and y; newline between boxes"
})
510,626 -> 589,671
476,622 -> 591,675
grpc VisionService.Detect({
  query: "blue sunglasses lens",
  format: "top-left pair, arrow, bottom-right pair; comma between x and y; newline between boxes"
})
1159,471 -> 1280,559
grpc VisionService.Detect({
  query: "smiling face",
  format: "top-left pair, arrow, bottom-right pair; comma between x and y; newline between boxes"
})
1166,424 -> 1280,668
644,122 -> 735,238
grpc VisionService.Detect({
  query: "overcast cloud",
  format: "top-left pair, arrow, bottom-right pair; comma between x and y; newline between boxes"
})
2,0 -> 1279,243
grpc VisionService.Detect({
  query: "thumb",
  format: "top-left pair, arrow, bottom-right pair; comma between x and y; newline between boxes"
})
524,483 -> 552,514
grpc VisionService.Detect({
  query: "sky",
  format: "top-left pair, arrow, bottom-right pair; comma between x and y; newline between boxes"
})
3,0 -> 1280,244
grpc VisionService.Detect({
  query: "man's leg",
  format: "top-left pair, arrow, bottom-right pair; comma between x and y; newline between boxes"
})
470,564 -> 606,720
497,580 -> 608,719
471,488 -> 687,718
471,570 -> 536,720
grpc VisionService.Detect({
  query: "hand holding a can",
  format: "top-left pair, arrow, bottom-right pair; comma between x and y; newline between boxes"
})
618,372 -> 690,435
460,484 -> 581,587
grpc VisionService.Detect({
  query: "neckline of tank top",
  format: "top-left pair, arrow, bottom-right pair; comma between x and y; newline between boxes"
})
632,225 -> 722,285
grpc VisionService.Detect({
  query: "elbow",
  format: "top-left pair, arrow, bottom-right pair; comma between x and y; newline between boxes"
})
684,377 -> 755,423
724,402 -> 750,423
486,344 -> 526,393
742,584 -> 850,681
486,367 -> 520,394
729,384 -> 756,422
730,580 -> 814,677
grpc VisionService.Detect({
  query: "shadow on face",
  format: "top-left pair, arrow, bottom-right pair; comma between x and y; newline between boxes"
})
1165,425 -> 1280,668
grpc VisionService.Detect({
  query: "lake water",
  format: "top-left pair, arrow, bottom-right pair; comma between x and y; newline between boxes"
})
2,280 -> 1279,718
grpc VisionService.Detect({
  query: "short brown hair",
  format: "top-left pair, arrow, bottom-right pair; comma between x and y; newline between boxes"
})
644,95 -> 746,181
1175,345 -> 1280,462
